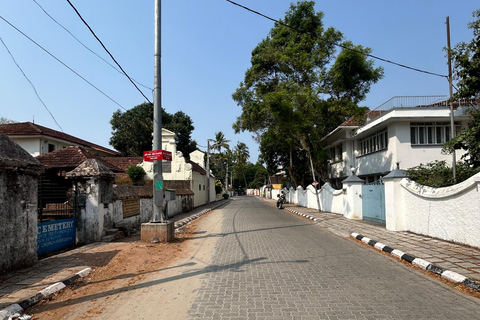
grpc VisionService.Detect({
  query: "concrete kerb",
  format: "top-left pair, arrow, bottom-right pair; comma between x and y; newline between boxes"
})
0,267 -> 92,320
174,200 -> 230,231
351,233 -> 480,292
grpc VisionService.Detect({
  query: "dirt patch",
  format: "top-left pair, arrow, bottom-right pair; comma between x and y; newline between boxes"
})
26,224 -> 199,320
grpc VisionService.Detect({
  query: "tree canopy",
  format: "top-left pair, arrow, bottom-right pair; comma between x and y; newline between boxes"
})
450,9 -> 480,100
110,102 -> 197,157
232,1 -> 383,187
443,9 -> 480,168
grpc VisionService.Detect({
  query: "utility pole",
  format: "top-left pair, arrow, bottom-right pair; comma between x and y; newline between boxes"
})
206,139 -> 211,204
152,0 -> 165,222
446,16 -> 457,183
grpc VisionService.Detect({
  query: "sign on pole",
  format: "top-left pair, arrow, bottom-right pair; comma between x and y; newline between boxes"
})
312,181 -> 319,187
143,150 -> 172,162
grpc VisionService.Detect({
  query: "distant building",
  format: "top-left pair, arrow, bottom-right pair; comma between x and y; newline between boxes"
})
0,122 -> 120,157
141,129 -> 216,207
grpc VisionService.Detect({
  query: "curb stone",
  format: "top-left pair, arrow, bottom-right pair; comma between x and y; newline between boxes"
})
0,267 -> 92,320
351,233 -> 480,292
174,200 -> 230,231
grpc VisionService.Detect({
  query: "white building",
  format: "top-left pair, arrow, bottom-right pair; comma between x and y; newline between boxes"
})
142,128 -> 216,208
323,96 -> 471,187
0,122 -> 120,157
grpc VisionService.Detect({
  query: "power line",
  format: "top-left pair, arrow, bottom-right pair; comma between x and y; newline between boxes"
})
66,0 -> 152,104
0,36 -> 64,132
31,0 -> 153,92
225,0 -> 448,79
0,14 -> 126,110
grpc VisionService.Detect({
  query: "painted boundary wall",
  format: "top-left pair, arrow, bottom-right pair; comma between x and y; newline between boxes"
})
273,173 -> 480,249
396,173 -> 480,248
282,183 -> 343,214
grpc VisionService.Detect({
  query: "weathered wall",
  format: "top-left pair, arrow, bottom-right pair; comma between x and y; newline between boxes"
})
0,171 -> 40,273
0,133 -> 44,274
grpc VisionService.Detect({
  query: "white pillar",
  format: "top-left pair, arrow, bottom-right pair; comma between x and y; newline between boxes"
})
342,175 -> 364,219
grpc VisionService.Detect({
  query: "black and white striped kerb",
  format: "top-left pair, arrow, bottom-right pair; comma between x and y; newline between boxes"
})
351,233 -> 480,292
0,268 -> 92,320
285,208 -> 318,221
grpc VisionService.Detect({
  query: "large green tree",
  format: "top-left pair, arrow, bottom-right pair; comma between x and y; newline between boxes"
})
110,102 -> 197,157
444,9 -> 480,168
232,1 -> 383,186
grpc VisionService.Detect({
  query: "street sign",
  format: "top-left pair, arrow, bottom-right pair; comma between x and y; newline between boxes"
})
143,150 -> 172,162
312,181 -> 319,186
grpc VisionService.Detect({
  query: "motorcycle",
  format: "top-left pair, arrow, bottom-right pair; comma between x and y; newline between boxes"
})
276,192 -> 286,209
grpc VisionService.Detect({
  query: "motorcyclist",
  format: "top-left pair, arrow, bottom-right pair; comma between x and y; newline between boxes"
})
276,191 -> 286,209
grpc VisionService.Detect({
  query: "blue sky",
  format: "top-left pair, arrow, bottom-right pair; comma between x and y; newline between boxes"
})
0,0 -> 478,163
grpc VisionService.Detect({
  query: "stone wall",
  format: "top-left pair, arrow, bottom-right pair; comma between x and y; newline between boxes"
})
0,134 -> 44,274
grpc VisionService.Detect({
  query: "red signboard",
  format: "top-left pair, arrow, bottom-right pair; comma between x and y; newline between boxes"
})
143,150 -> 172,162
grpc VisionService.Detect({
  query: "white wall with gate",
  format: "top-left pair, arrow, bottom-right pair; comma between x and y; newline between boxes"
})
273,172 -> 480,249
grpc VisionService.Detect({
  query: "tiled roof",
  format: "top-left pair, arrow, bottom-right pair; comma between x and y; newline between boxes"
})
101,157 -> 143,171
36,146 -> 122,172
187,159 -> 214,177
0,133 -> 44,172
0,122 -> 120,156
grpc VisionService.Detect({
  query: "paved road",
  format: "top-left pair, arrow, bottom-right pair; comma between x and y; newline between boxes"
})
187,197 -> 480,319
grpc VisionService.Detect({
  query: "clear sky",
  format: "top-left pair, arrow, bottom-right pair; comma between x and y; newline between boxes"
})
0,0 -> 478,163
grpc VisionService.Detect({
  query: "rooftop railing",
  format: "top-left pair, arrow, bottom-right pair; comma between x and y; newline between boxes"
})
364,95 -> 448,122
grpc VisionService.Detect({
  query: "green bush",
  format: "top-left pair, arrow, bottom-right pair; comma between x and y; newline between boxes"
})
126,165 -> 146,185
223,193 -> 229,199
405,160 -> 480,188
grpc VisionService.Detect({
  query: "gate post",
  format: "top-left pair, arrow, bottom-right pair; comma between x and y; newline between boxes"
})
383,163 -> 407,231
67,159 -> 115,244
342,175 -> 364,219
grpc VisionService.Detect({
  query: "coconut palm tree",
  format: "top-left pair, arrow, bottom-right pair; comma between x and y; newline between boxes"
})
234,142 -> 250,188
212,131 -> 230,153
211,132 -> 230,192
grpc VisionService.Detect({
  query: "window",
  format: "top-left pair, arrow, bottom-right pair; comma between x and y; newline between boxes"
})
199,184 -> 201,191
410,122 -> 460,145
358,129 -> 388,156
328,143 -> 343,162
48,144 -> 55,152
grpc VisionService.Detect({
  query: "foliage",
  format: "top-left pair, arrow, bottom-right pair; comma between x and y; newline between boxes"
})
0,117 -> 16,124
444,10 -> 480,168
234,142 -> 250,188
126,165 -> 146,185
214,180 -> 224,195
110,102 -> 197,157
222,193 -> 229,199
232,1 -> 383,187
443,108 -> 480,168
405,160 -> 480,188
209,132 -> 232,190
450,9 -> 480,100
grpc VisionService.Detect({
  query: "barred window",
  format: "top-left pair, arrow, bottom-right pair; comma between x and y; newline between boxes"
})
358,129 -> 388,156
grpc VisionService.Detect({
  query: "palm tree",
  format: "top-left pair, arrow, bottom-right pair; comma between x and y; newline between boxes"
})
212,132 -> 230,192
212,131 -> 230,153
234,142 -> 250,189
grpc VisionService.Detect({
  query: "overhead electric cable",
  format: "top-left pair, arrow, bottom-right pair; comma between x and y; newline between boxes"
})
0,36 -> 64,131
66,0 -> 152,103
0,15 -> 126,110
31,0 -> 153,92
225,0 -> 448,79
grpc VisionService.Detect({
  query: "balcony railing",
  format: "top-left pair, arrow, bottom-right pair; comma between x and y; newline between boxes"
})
365,95 -> 448,122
